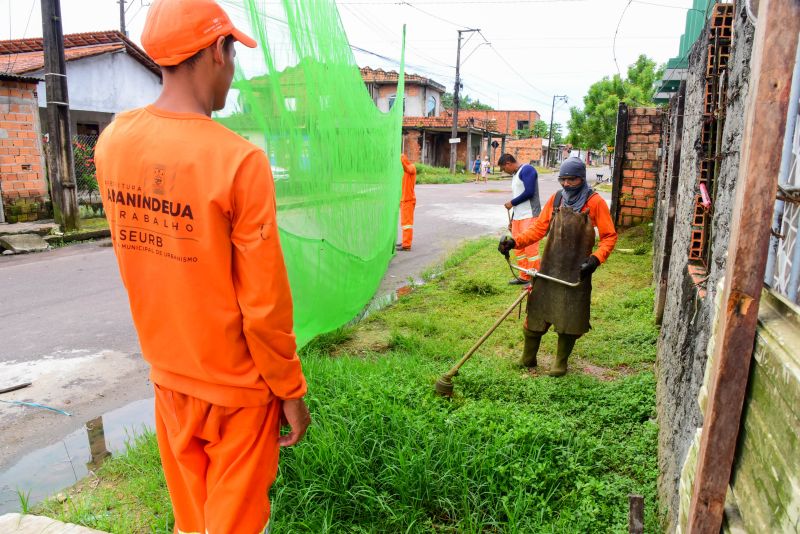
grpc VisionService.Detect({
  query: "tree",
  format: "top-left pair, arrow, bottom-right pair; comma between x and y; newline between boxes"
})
566,55 -> 664,149
549,122 -> 564,145
442,92 -> 494,110
532,119 -> 549,138
513,119 -> 549,139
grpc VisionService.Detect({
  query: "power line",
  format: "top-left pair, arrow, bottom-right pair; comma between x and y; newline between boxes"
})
612,0 -> 634,78
632,0 -> 706,11
340,3 -> 454,69
4,0 -> 37,75
335,0 -> 585,4
397,1 -> 468,28
477,31 -> 551,105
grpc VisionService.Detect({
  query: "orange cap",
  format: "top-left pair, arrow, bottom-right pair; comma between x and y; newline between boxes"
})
142,0 -> 257,66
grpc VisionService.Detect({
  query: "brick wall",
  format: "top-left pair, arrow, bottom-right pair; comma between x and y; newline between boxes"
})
617,107 -> 663,227
503,137 -> 543,165
0,78 -> 48,223
458,110 -> 541,136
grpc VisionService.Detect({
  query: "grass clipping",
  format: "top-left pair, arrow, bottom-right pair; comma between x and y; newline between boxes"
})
37,229 -> 660,533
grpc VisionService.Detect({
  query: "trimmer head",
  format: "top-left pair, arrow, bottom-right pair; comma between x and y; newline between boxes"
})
434,376 -> 454,397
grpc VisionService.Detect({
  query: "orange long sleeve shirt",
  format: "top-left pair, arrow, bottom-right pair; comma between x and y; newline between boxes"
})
515,192 -> 618,263
95,106 -> 306,407
401,156 -> 416,202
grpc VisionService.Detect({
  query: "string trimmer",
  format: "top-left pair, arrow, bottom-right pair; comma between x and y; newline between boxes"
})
434,255 -> 580,397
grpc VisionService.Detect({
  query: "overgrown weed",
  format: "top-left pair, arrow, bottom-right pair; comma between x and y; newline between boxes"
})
34,229 -> 660,533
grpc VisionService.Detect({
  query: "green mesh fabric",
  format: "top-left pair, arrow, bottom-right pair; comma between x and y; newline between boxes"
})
216,0 -> 406,347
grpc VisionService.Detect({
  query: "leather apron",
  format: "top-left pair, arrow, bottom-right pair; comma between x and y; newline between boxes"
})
525,202 -> 596,336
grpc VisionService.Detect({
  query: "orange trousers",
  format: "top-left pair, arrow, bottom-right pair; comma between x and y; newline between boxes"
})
400,199 -> 416,249
154,384 -> 281,534
511,217 -> 540,280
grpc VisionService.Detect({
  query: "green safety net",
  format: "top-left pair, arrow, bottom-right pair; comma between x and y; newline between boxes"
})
216,0 -> 406,347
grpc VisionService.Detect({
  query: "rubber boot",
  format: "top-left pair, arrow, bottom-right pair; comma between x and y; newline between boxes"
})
521,328 -> 543,367
549,333 -> 579,377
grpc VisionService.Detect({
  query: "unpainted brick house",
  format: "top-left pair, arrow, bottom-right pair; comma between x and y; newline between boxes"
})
0,31 -> 162,221
0,73 -> 47,223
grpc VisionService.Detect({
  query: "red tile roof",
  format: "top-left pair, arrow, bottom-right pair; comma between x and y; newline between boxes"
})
361,67 -> 445,92
0,31 -> 160,77
403,115 -> 498,131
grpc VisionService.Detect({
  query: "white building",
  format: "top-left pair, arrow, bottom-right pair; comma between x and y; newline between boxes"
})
0,31 -> 162,135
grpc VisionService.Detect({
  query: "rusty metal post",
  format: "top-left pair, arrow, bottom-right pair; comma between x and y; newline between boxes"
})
610,102 -> 628,225
686,0 -> 800,531
628,494 -> 644,534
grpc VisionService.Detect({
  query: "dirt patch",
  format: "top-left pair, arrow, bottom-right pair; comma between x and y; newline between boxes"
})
510,354 -> 643,381
332,326 -> 392,355
574,358 -> 643,381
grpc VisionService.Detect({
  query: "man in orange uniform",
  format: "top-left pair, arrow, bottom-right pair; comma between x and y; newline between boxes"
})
498,157 -> 617,376
398,154 -> 417,251
498,153 -> 541,284
94,1 -> 310,532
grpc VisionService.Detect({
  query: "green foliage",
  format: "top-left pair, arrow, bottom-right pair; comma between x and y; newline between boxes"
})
414,163 -> 502,184
442,92 -> 494,111
532,119 -> 550,138
514,119 -> 549,139
454,276 -> 500,296
300,326 -> 354,355
36,431 -> 173,533
35,230 -> 660,533
414,163 -> 468,184
17,490 -> 31,514
72,137 -> 99,201
548,122 -> 565,145
567,55 -> 665,149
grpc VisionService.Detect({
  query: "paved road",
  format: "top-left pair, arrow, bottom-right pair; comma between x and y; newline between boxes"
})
0,167 -> 610,486
381,167 -> 611,294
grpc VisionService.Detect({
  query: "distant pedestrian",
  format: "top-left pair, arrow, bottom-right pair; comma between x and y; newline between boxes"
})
472,156 -> 481,181
398,154 -> 417,251
498,153 -> 541,284
480,156 -> 490,183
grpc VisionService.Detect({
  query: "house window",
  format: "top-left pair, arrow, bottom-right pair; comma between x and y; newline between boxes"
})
76,122 -> 100,136
426,95 -> 436,117
388,94 -> 405,112
516,120 -> 529,131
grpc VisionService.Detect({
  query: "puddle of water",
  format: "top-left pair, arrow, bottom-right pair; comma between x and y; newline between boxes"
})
0,397 -> 155,514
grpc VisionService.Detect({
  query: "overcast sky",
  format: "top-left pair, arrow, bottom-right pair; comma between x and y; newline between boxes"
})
0,0 -> 690,128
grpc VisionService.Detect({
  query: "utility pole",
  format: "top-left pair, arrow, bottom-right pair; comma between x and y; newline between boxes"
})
41,0 -> 80,231
546,94 -> 567,168
449,28 -> 479,174
119,0 -> 127,36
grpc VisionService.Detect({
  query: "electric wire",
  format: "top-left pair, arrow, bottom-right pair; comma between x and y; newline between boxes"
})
397,1 -> 469,29
3,0 -> 37,75
612,0 -> 634,78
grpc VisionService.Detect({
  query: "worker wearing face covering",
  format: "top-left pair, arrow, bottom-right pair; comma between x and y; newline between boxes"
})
497,157 -> 617,376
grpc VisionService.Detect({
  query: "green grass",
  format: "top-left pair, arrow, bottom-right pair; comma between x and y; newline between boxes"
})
35,229 -> 660,533
594,183 -> 613,193
415,163 -> 509,185
70,217 -> 109,232
414,163 -> 555,184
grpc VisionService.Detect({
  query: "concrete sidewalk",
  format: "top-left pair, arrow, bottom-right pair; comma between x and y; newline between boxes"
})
0,513 -> 106,533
